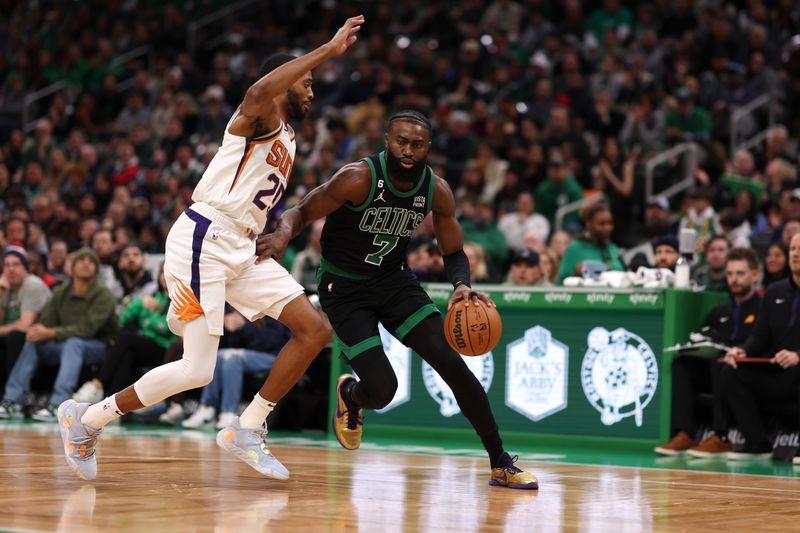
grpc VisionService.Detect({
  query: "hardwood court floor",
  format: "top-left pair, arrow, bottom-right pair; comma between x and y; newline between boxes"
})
0,424 -> 799,532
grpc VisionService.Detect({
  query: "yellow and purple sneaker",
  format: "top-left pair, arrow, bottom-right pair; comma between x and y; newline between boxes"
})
332,374 -> 363,450
489,453 -> 539,490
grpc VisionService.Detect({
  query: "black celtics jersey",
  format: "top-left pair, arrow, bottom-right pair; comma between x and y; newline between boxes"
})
320,151 -> 435,279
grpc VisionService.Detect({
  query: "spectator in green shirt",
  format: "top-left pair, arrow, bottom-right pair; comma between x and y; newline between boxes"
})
558,203 -> 625,283
535,152 -> 584,232
587,0 -> 633,43
460,198 -> 508,279
665,87 -> 711,143
719,149 -> 766,208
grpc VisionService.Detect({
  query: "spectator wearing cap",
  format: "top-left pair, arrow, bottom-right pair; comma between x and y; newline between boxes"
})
665,86 -> 711,143
505,248 -> 549,287
654,235 -> 680,270
557,203 -> 624,284
0,247 -> 117,421
692,235 -> 731,292
0,245 -> 51,389
624,196 -> 675,270
534,152 -> 584,232
497,190 -> 550,251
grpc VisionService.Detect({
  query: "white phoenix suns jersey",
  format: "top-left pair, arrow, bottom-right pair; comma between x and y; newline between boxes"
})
192,109 -> 296,234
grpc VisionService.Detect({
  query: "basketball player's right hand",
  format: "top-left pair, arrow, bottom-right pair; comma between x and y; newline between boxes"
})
255,233 -> 288,264
447,284 -> 496,310
328,15 -> 364,55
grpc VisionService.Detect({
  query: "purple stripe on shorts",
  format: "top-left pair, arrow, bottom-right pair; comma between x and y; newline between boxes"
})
184,208 -> 212,302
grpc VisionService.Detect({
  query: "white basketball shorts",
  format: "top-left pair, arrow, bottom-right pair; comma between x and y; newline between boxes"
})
163,202 -> 304,336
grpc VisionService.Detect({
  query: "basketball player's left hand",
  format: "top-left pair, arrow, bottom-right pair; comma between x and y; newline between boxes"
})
255,233 -> 288,264
328,15 -> 365,56
447,284 -> 495,310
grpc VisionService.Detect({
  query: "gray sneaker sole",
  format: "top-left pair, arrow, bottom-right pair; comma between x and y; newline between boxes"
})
215,429 -> 289,480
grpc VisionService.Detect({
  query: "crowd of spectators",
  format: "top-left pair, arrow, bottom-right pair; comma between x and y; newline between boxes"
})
2,0 -> 800,425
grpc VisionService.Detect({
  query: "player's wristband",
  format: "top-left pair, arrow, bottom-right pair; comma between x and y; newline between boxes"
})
443,249 -> 471,289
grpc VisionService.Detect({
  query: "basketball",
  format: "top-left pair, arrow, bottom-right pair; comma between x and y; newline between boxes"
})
444,299 -> 502,356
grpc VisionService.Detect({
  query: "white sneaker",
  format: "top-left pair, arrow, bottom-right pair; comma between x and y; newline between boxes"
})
215,411 -> 238,430
32,405 -> 58,422
73,382 -> 104,404
181,405 -> 216,429
158,403 -> 185,425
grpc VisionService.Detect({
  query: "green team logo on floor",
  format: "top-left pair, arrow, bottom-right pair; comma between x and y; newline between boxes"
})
581,327 -> 658,427
423,353 -> 493,417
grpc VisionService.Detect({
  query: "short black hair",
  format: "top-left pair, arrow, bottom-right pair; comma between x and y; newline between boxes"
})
388,110 -> 432,133
581,201 -> 611,223
260,53 -> 297,76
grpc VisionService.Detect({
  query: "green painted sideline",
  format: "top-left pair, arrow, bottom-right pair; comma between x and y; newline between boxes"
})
364,424 -> 657,452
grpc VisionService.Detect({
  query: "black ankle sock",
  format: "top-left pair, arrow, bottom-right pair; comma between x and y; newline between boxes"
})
343,380 -> 359,408
481,429 -> 505,468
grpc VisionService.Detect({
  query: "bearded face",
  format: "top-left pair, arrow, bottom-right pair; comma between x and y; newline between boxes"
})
384,120 -> 431,184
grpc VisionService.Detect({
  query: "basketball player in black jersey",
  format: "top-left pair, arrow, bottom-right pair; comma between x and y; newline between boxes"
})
256,111 -> 538,489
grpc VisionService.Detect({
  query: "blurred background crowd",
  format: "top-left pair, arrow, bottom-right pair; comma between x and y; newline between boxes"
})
1,0 -> 800,426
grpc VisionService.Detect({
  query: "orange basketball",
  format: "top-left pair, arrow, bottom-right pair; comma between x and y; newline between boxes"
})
444,299 -> 502,356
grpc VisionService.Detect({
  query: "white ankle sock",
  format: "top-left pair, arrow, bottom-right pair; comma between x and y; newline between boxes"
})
238,393 -> 276,430
81,395 -> 123,429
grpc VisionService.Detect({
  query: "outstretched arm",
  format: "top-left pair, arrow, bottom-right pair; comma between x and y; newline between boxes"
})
430,176 -> 495,309
255,162 -> 372,263
231,15 -> 364,137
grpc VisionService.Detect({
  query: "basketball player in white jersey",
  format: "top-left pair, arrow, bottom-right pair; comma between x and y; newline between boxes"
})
56,15 -> 365,481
